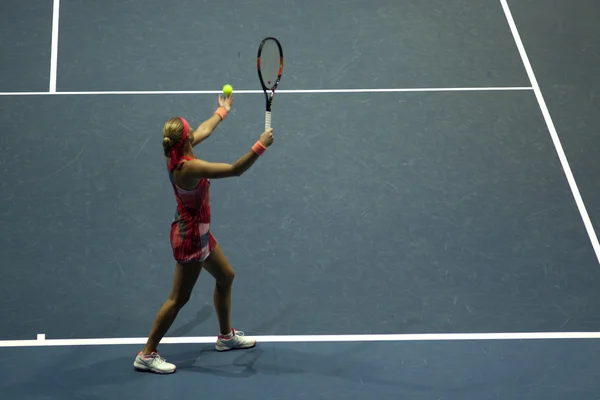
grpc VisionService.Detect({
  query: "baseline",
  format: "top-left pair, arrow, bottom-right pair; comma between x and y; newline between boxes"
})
0,86 -> 533,97
2,331 -> 600,348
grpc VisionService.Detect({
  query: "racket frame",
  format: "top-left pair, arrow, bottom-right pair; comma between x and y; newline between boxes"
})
257,37 -> 283,130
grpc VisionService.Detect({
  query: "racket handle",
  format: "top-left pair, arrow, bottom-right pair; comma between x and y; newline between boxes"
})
265,111 -> 271,130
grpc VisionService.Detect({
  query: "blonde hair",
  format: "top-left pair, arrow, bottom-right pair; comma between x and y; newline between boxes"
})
162,117 -> 186,157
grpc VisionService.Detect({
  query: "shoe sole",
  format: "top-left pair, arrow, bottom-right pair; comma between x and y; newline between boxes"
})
133,360 -> 176,374
215,340 -> 257,352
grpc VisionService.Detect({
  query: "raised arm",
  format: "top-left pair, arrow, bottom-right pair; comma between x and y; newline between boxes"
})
191,95 -> 234,146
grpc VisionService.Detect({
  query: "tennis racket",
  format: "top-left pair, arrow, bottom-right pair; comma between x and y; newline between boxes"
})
257,37 -> 284,130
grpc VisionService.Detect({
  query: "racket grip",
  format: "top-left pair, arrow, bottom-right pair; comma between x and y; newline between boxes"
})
265,111 -> 271,130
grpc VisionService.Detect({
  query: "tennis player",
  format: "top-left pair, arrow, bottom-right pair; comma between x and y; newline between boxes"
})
133,94 -> 274,374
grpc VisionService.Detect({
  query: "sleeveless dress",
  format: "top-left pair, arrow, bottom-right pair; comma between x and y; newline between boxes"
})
168,156 -> 217,263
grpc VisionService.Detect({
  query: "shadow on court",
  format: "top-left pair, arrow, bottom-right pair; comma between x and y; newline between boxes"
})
6,339 -> 600,399
0,342 -> 483,399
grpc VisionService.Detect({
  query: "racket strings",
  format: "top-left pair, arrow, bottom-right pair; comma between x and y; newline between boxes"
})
258,40 -> 281,90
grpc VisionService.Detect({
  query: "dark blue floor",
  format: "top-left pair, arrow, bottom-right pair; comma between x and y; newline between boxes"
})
0,0 -> 53,92
2,0 -> 600,398
1,90 -> 599,341
55,0 -> 529,91
2,340 -> 600,399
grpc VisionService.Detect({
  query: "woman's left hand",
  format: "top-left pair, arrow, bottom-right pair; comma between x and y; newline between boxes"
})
218,94 -> 234,112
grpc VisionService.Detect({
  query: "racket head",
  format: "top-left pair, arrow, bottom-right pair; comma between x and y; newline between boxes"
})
257,37 -> 283,95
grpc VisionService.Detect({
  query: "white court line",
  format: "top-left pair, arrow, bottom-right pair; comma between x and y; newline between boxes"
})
500,0 -> 600,266
49,0 -> 61,93
0,86 -> 533,97
1,331 -> 600,348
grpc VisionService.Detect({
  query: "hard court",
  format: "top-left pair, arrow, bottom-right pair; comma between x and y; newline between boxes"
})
1,0 -> 600,398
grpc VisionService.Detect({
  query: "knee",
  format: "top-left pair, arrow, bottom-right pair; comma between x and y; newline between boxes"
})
169,293 -> 191,309
218,269 -> 235,287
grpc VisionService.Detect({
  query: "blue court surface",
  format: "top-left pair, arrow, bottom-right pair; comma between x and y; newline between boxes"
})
2,0 -> 600,398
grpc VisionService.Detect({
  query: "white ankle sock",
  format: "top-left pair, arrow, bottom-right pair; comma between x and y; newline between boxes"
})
221,329 -> 234,339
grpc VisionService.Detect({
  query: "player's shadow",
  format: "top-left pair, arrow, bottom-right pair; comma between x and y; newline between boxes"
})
169,304 -> 213,336
168,302 -> 405,389
171,302 -> 299,369
169,342 -> 405,389
3,303 -> 520,397
162,303 -> 518,394
168,341 -> 540,396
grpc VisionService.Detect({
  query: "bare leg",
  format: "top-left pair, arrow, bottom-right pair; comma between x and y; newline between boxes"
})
141,261 -> 202,355
202,244 -> 236,336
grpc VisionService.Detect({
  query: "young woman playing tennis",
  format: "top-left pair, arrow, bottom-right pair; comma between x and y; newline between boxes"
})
133,94 -> 274,374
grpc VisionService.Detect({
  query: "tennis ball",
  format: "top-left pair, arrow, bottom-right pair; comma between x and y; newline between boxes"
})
222,84 -> 233,96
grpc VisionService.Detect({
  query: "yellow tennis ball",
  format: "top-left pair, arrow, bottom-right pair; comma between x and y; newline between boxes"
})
222,84 -> 233,96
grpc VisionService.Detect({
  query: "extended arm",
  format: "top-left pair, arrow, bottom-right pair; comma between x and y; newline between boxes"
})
191,95 -> 234,146
184,129 -> 274,179
184,149 -> 259,179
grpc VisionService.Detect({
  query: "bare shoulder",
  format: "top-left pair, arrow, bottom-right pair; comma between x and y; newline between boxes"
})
180,157 -> 237,180
173,161 -> 201,190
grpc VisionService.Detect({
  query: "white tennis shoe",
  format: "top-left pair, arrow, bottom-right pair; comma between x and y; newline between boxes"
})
133,351 -> 176,374
215,329 -> 256,352
133,329 -> 254,373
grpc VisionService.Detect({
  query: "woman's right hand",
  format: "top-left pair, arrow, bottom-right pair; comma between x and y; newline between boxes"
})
260,128 -> 274,147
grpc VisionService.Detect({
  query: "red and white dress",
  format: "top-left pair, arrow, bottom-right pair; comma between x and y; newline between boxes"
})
168,156 -> 217,263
